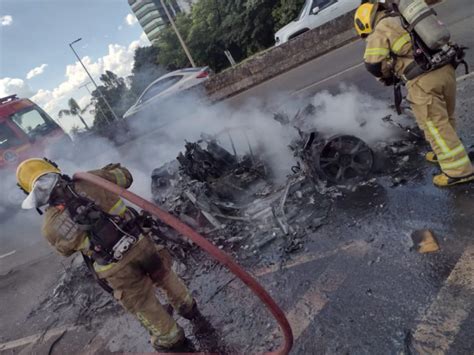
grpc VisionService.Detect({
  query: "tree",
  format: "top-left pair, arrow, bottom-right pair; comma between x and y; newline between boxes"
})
58,98 -> 91,130
155,0 -> 290,73
90,71 -> 134,128
272,0 -> 306,31
156,14 -> 194,70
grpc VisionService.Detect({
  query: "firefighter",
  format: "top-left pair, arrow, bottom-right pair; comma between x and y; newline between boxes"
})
16,158 -> 199,352
354,1 -> 474,187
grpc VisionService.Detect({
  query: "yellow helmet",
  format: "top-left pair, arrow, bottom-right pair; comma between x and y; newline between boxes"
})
16,158 -> 61,193
354,3 -> 379,37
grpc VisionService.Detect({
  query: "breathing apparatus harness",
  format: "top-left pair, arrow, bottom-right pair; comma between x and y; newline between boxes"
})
379,3 -> 469,114
43,172 -> 168,293
47,176 -> 149,293
49,176 -> 144,266
393,4 -> 469,82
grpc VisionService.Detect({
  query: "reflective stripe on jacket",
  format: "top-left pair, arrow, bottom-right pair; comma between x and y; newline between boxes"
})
364,13 -> 414,80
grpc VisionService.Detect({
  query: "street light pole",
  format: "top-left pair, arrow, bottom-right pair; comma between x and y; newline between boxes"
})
69,38 -> 119,123
159,0 -> 196,67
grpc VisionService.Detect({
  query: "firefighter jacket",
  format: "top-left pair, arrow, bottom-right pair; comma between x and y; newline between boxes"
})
363,12 -> 414,82
42,163 -> 133,258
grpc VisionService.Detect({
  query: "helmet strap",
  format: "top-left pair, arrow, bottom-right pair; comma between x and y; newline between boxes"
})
48,175 -> 72,206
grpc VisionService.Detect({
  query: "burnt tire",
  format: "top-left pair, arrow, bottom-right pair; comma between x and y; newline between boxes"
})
316,135 -> 374,184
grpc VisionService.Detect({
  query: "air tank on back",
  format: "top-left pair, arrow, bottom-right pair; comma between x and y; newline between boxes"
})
396,0 -> 450,50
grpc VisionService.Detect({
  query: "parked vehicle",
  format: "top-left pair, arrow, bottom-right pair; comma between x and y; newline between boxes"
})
0,94 -> 70,171
0,94 -> 71,214
123,67 -> 212,119
275,0 -> 360,45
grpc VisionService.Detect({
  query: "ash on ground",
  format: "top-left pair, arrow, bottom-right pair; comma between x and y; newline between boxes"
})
150,107 -> 426,265
27,255 -> 119,333
26,102 -> 431,353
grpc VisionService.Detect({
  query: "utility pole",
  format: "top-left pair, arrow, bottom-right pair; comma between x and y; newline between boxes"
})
159,0 -> 196,67
69,38 -> 119,123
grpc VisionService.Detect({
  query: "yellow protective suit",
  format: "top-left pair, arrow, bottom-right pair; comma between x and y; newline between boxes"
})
42,163 -> 193,349
364,13 -> 473,178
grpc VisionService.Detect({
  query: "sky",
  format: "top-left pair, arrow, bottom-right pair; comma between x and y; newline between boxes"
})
0,0 -> 150,131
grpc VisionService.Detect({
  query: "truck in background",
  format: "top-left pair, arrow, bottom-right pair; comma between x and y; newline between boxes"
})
0,94 -> 71,170
0,95 -> 71,214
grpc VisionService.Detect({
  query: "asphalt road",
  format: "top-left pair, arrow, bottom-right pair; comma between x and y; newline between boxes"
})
226,0 -> 474,108
1,1 -> 473,353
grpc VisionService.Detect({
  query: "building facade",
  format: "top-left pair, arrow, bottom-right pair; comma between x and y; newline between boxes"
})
128,0 -> 193,44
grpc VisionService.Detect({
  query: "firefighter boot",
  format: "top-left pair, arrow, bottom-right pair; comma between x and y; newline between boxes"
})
181,300 -> 217,335
425,152 -> 438,164
179,300 -> 210,333
179,299 -> 208,322
433,173 -> 474,187
178,299 -> 197,319
152,336 -> 196,353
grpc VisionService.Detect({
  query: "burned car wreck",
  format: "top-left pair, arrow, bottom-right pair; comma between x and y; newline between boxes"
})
150,104 -> 424,258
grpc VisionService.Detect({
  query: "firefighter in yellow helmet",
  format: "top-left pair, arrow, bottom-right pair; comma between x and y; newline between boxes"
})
354,1 -> 474,187
16,158 -> 201,352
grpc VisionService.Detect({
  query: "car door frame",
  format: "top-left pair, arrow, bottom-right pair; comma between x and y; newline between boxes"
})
138,75 -> 184,107
307,0 -> 340,29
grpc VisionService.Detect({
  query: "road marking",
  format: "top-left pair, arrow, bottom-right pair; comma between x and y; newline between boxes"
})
293,58 -> 470,97
285,266 -> 348,340
412,245 -> 474,354
228,40 -> 363,102
292,62 -> 365,96
0,325 -> 80,351
457,71 -> 474,82
254,240 -> 367,277
271,242 -> 369,340
0,250 -> 16,259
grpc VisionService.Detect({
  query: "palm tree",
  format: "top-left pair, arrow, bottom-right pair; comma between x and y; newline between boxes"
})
58,98 -> 91,130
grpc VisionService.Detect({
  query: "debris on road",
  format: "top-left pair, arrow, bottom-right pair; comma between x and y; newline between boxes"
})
17,99 -> 443,354
411,229 -> 440,254
150,127 -> 341,261
148,102 -> 429,263
27,255 -> 118,328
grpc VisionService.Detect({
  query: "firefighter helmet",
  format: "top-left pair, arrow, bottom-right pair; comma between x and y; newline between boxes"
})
16,158 -> 61,193
354,2 -> 379,37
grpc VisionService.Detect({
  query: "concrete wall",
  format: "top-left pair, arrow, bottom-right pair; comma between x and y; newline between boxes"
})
205,10 -> 358,101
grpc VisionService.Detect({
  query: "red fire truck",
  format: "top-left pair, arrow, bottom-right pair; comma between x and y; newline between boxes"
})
0,94 -> 71,170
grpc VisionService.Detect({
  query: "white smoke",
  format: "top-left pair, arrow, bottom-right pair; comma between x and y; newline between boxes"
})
1,82 -> 403,252
308,85 -> 402,143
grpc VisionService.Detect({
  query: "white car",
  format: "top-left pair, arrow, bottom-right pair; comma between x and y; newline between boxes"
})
275,0 -> 360,45
123,67 -> 211,119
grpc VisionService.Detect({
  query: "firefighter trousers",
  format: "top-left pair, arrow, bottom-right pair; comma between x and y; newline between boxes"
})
407,65 -> 473,178
96,236 -> 194,349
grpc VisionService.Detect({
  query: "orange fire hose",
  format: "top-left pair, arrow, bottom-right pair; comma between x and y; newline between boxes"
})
74,172 -> 293,355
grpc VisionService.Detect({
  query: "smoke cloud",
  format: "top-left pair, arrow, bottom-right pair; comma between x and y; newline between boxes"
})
1,81 -> 403,254
308,85 -> 403,143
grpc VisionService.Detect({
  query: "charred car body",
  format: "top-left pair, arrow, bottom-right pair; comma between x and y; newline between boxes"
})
150,104 -> 423,257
